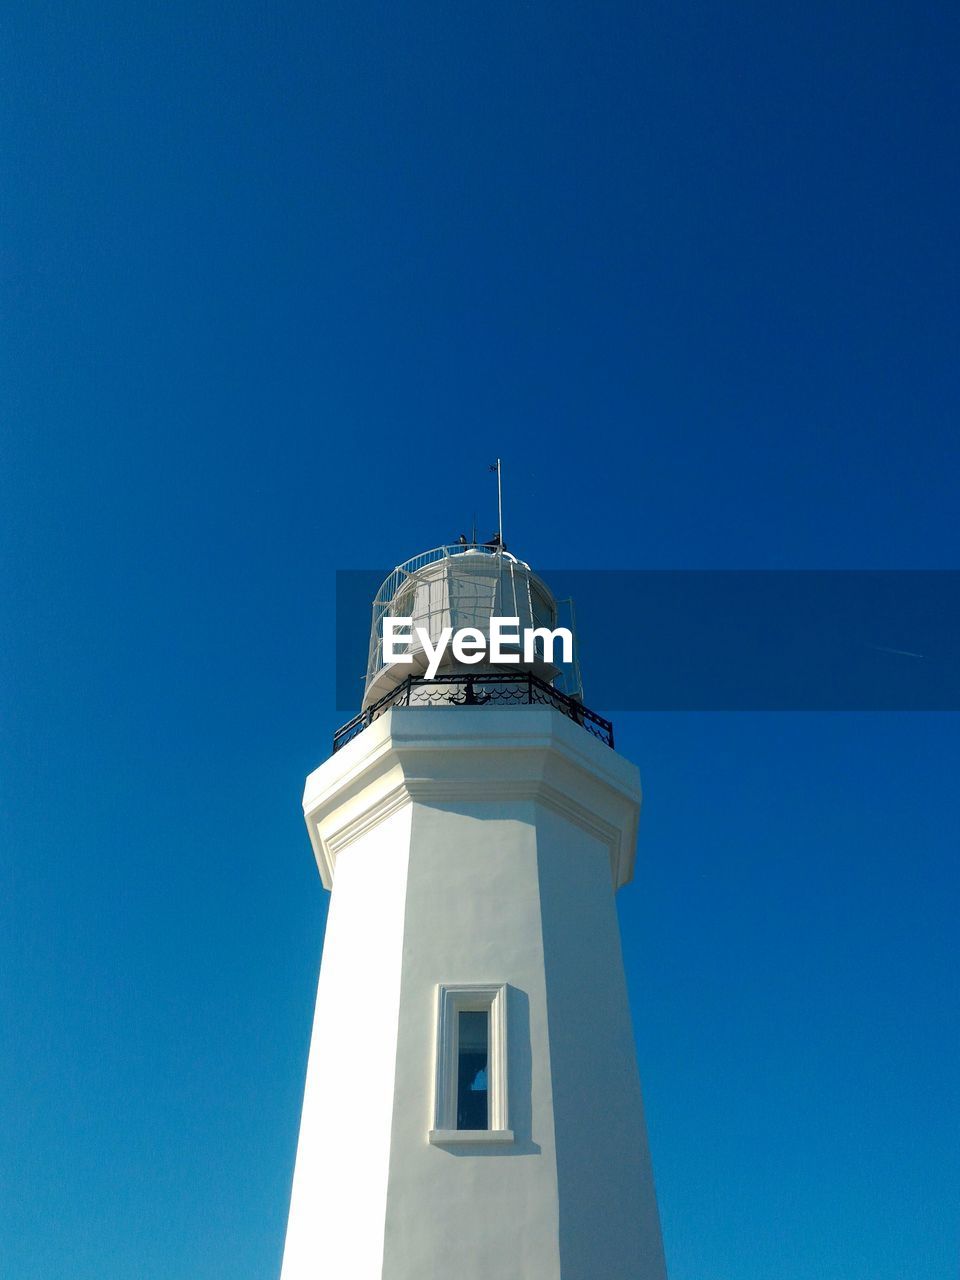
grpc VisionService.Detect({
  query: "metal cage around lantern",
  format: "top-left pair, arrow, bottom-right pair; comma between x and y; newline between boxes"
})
362,544 -> 583,710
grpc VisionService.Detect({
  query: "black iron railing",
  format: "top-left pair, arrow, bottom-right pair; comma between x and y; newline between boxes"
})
332,672 -> 615,754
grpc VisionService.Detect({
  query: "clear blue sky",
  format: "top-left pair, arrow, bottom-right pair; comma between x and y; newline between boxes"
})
2,3 -> 958,1277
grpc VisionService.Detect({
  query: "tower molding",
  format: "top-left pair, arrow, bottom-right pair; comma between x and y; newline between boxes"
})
304,705 -> 641,890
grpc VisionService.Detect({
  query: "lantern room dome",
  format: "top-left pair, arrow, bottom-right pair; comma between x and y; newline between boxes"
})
363,542 -> 577,710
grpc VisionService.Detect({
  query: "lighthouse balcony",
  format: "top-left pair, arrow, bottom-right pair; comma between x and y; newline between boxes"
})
332,671 -> 614,754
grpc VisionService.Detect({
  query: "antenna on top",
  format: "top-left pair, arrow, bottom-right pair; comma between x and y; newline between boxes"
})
489,459 -> 503,547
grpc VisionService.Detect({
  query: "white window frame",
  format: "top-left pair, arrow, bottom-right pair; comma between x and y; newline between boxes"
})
428,982 -> 513,1146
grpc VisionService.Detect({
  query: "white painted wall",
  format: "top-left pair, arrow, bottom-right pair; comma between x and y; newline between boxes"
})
535,803 -> 667,1279
280,804 -> 413,1280
381,800 -> 563,1279
283,706 -> 666,1279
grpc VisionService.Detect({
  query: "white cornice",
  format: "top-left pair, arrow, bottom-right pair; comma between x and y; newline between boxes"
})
303,705 -> 641,890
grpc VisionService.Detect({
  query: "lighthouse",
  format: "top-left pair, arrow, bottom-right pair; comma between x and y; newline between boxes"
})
280,543 -> 667,1280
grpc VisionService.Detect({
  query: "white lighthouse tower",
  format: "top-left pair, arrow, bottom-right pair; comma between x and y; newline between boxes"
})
280,543 -> 667,1280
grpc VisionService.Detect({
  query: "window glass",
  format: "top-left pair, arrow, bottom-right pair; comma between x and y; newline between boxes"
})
456,1009 -> 489,1130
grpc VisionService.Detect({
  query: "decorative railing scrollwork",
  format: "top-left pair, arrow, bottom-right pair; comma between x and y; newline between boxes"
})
332,672 -> 614,754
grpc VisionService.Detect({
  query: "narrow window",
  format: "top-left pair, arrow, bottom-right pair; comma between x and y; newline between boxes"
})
456,1009 -> 489,1130
430,984 -> 513,1146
